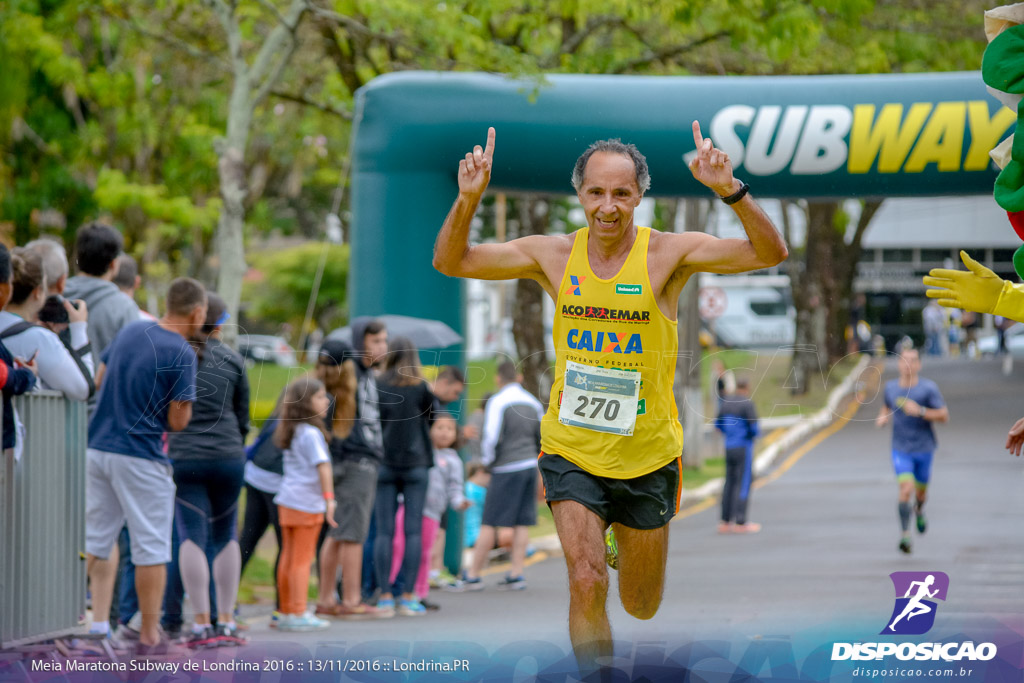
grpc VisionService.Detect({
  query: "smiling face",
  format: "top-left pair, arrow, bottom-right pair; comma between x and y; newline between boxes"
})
576,151 -> 643,239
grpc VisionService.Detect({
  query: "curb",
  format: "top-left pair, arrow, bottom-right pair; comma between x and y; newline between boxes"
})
681,353 -> 874,504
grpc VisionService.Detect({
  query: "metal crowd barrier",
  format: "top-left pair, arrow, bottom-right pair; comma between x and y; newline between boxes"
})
0,391 -> 88,648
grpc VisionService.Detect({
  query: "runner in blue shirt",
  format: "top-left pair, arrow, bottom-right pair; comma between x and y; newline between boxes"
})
876,347 -> 949,554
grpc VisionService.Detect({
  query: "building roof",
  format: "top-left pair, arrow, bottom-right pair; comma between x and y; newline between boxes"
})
861,196 -> 1017,248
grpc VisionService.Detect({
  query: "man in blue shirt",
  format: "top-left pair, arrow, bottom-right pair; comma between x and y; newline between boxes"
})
715,377 -> 760,534
876,346 -> 949,554
84,278 -> 207,653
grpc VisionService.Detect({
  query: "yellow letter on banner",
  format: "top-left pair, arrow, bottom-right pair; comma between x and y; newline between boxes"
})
964,102 -> 1017,171
848,103 -> 933,174
904,102 -> 966,172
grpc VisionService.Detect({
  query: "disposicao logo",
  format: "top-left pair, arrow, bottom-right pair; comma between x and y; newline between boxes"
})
831,571 -> 997,663
882,571 -> 948,636
565,275 -> 585,296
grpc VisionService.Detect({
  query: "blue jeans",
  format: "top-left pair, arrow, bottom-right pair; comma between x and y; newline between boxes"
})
373,465 -> 429,596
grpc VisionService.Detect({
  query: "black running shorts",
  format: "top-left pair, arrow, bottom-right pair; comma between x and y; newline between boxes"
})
538,452 -> 680,530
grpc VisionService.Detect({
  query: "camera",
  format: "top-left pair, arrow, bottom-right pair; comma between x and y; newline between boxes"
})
38,295 -> 79,324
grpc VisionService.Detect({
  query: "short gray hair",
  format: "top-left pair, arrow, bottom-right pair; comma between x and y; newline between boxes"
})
570,139 -> 651,194
25,237 -> 68,288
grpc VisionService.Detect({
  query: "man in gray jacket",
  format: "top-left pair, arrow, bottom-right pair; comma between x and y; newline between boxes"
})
64,222 -> 140,356
64,222 -> 142,637
462,360 -> 543,591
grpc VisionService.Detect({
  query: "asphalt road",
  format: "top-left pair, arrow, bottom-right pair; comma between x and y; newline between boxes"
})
225,355 -> 1023,678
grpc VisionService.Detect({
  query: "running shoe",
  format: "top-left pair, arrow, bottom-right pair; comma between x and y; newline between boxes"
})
186,625 -> 218,650
397,599 -> 427,617
420,599 -> 441,611
460,574 -> 484,591
276,612 -> 330,632
496,574 -> 527,591
440,578 -> 466,592
898,537 -> 913,554
604,528 -> 619,570
375,598 -> 397,616
213,623 -> 248,647
915,506 -> 927,534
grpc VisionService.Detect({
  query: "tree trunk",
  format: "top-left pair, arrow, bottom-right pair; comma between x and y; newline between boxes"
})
788,199 -> 883,393
214,88 -> 252,345
672,199 -> 710,468
207,0 -> 307,344
511,195 -> 550,402
789,202 -> 835,394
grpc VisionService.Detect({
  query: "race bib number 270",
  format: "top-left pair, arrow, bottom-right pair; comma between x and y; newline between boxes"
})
558,361 -> 640,436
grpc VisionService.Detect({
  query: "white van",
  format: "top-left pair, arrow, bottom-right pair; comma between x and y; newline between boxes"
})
700,275 -> 795,349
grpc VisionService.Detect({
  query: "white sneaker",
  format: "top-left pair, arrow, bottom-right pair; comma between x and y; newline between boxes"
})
277,612 -> 330,632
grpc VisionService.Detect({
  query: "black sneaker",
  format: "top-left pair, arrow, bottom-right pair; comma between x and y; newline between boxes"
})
460,572 -> 484,591
186,625 -> 218,650
213,623 -> 248,647
898,537 -> 912,554
420,599 -> 441,612
496,575 -> 527,591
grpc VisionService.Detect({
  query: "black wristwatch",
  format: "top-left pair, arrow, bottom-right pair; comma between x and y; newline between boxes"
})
720,181 -> 750,205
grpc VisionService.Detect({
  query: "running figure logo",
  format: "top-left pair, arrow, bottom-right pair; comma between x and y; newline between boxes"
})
565,275 -> 585,296
882,571 -> 949,635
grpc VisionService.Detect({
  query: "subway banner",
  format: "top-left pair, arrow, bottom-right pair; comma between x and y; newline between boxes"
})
348,70 -> 1015,326
352,70 -> 1015,199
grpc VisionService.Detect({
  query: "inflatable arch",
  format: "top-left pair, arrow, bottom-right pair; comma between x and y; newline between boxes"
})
348,71 -> 1015,335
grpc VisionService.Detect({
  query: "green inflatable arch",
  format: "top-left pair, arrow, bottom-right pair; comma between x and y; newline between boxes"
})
348,70 -> 1014,338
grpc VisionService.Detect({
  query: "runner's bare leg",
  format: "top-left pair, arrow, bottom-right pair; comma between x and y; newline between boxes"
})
551,500 -> 611,678
614,522 -> 669,619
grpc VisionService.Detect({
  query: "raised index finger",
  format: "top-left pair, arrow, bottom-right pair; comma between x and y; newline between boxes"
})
483,127 -> 496,162
692,120 -> 703,149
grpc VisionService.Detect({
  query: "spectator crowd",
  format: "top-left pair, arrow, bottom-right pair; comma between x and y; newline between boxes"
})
0,222 -> 545,654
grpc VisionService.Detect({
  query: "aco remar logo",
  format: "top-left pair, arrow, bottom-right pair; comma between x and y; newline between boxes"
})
882,571 -> 949,636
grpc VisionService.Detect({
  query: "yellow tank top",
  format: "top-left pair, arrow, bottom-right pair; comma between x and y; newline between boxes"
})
541,226 -> 684,479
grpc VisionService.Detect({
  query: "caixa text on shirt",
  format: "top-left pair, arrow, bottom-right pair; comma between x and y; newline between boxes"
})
566,329 -> 643,354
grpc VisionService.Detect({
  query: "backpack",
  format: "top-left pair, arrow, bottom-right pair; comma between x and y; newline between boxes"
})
248,415 -> 284,474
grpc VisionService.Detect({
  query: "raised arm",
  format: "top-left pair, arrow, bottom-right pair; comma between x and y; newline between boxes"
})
672,121 -> 788,274
432,128 -> 548,283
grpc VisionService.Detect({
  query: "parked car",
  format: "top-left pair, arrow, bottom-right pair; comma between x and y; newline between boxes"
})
978,323 -> 1024,356
706,284 -> 795,348
237,334 -> 298,366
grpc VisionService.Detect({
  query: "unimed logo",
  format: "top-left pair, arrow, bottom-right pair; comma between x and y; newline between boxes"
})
883,571 -> 948,635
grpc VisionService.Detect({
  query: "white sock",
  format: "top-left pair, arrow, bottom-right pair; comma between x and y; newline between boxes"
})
192,623 -> 212,633
89,621 -> 110,635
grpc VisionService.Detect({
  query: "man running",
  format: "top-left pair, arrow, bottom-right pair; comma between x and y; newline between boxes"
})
875,347 -> 949,554
433,123 -> 787,674
887,574 -> 939,632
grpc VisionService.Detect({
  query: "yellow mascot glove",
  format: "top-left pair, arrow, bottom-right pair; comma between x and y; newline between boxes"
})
923,250 -> 1006,314
993,280 -> 1024,322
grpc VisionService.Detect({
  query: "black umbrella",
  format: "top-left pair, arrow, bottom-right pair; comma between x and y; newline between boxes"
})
328,314 -> 463,349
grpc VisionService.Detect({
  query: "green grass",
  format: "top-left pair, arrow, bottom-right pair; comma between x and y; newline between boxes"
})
530,502 -> 555,539
246,362 -> 313,429
701,348 -> 861,420
680,456 -> 725,491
